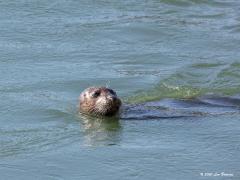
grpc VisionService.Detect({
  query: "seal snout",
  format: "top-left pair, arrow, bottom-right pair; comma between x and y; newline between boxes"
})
106,94 -> 117,102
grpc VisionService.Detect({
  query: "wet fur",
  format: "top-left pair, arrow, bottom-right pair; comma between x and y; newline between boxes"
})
79,87 -> 121,116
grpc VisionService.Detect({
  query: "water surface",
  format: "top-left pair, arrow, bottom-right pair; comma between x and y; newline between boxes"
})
0,0 -> 240,179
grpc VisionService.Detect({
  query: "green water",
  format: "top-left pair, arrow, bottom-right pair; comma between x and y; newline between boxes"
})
0,0 -> 240,179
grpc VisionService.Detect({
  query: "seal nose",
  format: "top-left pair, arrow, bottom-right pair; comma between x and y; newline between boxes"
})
107,95 -> 117,101
112,96 -> 117,102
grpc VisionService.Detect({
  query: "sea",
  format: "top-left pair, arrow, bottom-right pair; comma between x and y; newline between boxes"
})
0,0 -> 240,179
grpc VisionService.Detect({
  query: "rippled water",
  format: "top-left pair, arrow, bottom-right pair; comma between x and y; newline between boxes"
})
1,0 -> 240,179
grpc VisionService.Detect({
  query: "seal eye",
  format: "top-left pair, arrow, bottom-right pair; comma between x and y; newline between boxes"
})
92,91 -> 100,98
108,89 -> 116,95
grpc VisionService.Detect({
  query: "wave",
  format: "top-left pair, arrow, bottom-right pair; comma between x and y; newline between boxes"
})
126,62 -> 240,103
160,0 -> 234,7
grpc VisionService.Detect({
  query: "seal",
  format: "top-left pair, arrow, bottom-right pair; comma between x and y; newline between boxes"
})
79,87 -> 239,119
79,87 -> 122,116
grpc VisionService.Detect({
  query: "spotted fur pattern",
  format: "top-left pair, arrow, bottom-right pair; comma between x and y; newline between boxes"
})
79,87 -> 121,116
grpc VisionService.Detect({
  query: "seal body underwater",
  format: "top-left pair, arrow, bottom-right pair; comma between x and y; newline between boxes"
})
79,87 -> 122,116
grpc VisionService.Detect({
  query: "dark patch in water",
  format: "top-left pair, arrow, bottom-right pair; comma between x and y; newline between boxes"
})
121,95 -> 240,120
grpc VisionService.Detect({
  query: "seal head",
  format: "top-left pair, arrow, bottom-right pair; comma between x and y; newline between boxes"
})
79,87 -> 121,116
